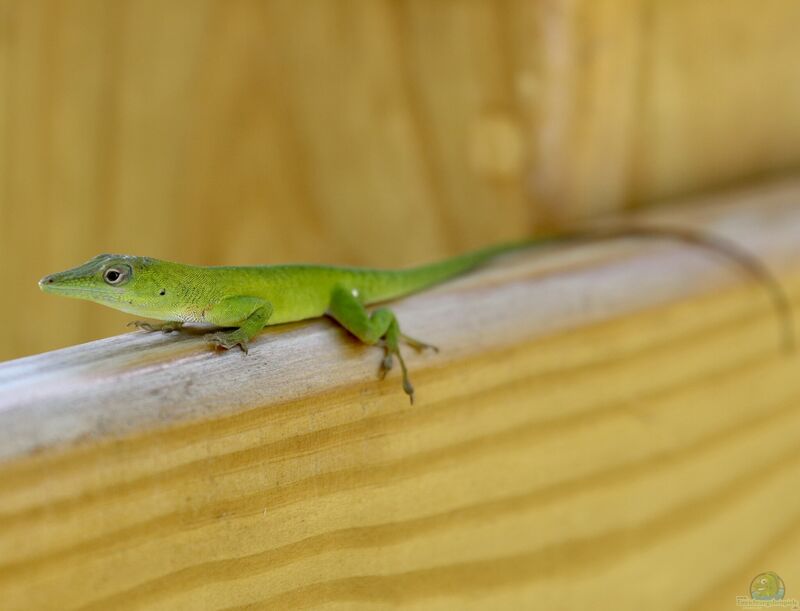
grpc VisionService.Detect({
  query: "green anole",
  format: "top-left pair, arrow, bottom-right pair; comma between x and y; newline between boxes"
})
39,227 -> 794,403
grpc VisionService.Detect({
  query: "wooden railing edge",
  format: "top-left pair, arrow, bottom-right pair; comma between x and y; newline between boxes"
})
1,178 -> 799,463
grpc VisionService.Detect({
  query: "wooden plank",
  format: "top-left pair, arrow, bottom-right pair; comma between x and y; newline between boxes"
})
0,180 -> 799,609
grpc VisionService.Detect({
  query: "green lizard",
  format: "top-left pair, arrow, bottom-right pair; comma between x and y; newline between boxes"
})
39,227 -> 794,403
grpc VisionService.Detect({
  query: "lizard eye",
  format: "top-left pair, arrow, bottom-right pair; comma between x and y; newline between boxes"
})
103,266 -> 130,285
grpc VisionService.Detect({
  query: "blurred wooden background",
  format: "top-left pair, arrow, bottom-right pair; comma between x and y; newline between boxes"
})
3,0 -> 800,360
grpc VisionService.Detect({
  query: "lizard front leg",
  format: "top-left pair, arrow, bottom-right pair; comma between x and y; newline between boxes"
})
127,320 -> 185,333
204,296 -> 273,354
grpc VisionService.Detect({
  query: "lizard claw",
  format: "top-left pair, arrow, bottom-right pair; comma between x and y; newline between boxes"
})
128,320 -> 157,332
403,379 -> 415,405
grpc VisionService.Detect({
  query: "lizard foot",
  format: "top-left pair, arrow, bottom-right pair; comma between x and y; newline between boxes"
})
401,333 -> 439,353
378,350 -> 393,379
128,320 -> 185,334
205,331 -> 250,354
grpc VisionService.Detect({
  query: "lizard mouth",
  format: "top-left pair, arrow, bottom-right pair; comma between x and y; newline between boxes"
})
38,279 -> 115,299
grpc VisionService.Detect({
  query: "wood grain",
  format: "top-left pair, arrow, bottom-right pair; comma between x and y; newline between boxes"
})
0,181 -> 799,609
3,0 -> 800,360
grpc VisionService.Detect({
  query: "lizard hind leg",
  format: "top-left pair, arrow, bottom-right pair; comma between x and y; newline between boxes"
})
327,285 -> 422,404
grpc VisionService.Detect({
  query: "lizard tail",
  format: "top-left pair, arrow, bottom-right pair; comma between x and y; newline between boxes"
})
380,226 -> 796,352
368,237 -> 554,301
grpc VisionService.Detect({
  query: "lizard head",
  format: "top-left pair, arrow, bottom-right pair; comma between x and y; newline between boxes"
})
39,254 -> 180,318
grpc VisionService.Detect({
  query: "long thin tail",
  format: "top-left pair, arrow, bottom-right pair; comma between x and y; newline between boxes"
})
391,225 -> 795,352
